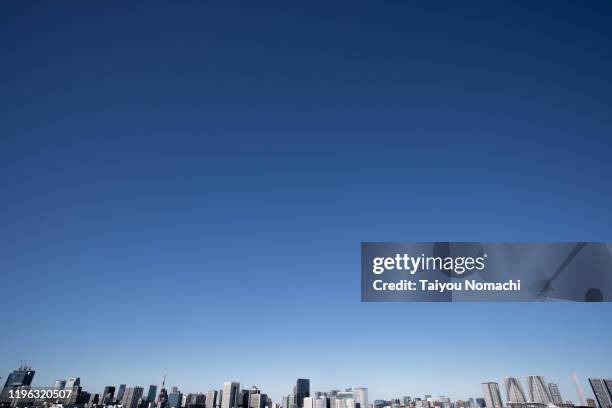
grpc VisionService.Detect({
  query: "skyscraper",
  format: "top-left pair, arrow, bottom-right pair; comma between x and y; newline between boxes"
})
102,386 -> 116,405
481,383 -> 503,408
527,376 -> 552,405
207,391 -> 219,408
589,378 -> 612,408
222,382 -> 240,408
123,387 -> 145,408
2,365 -> 35,388
548,383 -> 563,406
250,392 -> 267,408
66,377 -> 80,389
0,365 -> 36,406
296,379 -> 310,408
147,386 -> 159,403
504,378 -> 527,404
168,388 -> 183,408
117,385 -> 127,402
353,388 -> 368,408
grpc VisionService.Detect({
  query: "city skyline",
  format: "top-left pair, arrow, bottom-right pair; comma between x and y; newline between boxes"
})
1,365 -> 607,406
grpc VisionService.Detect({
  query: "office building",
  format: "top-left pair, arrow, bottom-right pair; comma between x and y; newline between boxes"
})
2,365 -> 35,388
89,393 -> 100,405
147,386 -> 158,403
102,386 -> 116,404
296,380 -> 310,408
66,377 -> 80,388
207,391 -> 219,408
482,383 -> 503,408
222,382 -> 240,408
117,385 -> 127,402
548,383 -> 563,406
504,378 -> 527,404
527,376 -> 552,405
353,389 -> 368,408
123,387 -> 145,408
168,389 -> 183,408
250,393 -> 267,408
589,378 -> 612,408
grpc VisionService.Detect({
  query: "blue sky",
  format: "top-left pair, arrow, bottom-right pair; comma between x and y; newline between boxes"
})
1,0 -> 612,403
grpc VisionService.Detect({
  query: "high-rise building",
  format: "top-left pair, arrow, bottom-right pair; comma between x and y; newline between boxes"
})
353,388 -> 368,408
481,383 -> 503,408
102,386 -> 116,405
527,376 -> 552,405
589,378 -> 612,408
548,383 -> 563,406
504,378 -> 527,404
315,398 -> 326,408
89,393 -> 100,405
168,388 -> 183,408
0,366 -> 35,406
250,393 -> 267,408
475,399 -> 486,408
2,365 -> 35,388
222,382 -> 240,408
296,380 -> 310,408
117,385 -> 127,402
146,386 -> 158,403
439,396 -> 451,408
66,377 -> 80,389
54,380 -> 67,389
123,387 -> 145,408
237,390 -> 249,408
207,391 -> 219,408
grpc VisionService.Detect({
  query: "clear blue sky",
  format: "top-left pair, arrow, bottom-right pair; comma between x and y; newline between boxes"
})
1,0 -> 611,403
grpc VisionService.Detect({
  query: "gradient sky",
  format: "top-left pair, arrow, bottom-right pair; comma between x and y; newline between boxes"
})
1,0 -> 612,404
